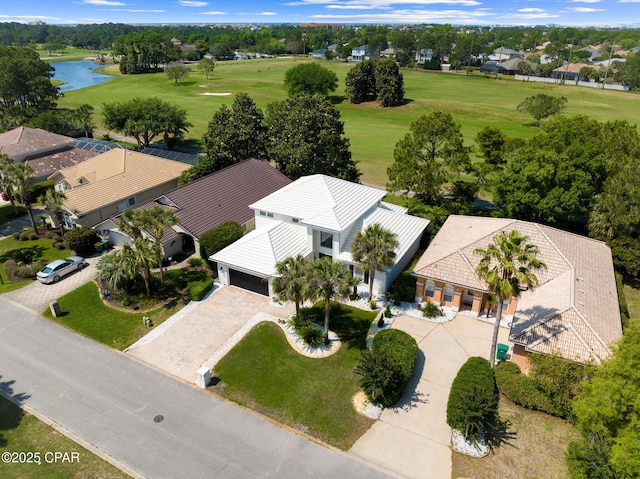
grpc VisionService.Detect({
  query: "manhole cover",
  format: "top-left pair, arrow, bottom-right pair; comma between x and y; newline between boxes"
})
153,415 -> 164,423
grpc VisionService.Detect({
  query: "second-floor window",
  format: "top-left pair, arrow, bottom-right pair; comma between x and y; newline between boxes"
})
320,231 -> 332,249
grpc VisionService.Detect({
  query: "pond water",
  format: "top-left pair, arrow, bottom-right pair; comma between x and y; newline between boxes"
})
51,60 -> 114,92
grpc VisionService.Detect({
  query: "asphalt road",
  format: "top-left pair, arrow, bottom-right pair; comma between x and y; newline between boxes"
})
0,297 -> 391,479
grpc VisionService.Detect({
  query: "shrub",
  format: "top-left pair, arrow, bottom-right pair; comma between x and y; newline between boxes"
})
566,434 -> 617,479
52,235 -> 63,242
45,231 -> 55,239
369,299 -> 377,310
14,248 -> 38,264
27,232 -> 38,240
422,301 -> 440,318
3,259 -> 17,279
356,329 -> 418,407
388,271 -> 416,303
19,233 -> 28,241
297,325 -> 326,346
188,257 -> 204,268
12,232 -> 20,240
287,307 -> 312,330
188,276 -> 214,301
54,242 -> 66,250
446,356 -> 498,442
64,226 -> 99,256
199,221 -> 243,268
29,180 -> 53,201
494,361 -> 560,416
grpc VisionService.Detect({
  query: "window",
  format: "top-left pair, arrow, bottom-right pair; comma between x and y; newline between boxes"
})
320,231 -> 333,249
443,285 -> 454,303
425,282 -> 435,298
259,210 -> 273,218
260,211 -> 266,217
292,218 -> 300,224
127,197 -> 136,207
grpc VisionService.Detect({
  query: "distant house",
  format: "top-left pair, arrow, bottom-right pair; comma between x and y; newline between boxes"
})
49,149 -> 189,228
309,49 -> 327,58
351,45 -> 370,62
549,62 -> 591,82
412,215 -> 622,368
489,47 -> 524,61
481,58 -> 536,75
0,127 -> 102,181
212,174 -> 429,297
415,48 -> 434,64
94,159 -> 292,260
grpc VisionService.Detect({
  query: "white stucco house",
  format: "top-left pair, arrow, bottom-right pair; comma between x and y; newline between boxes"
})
211,174 -> 430,298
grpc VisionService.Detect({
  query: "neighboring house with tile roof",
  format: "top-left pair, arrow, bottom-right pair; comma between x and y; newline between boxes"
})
49,149 -> 189,228
0,127 -> 101,180
412,215 -> 622,368
212,174 -> 430,297
93,159 -> 292,260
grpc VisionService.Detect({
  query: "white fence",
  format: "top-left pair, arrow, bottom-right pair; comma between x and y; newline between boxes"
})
514,75 -> 629,91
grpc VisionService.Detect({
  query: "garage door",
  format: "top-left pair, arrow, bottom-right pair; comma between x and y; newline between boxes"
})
229,269 -> 269,296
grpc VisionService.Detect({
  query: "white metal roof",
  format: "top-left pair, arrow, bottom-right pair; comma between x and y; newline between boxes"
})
337,206 -> 430,266
211,222 -> 312,277
249,175 -> 386,233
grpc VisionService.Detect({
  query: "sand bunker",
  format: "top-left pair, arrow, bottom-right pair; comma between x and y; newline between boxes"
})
200,92 -> 232,96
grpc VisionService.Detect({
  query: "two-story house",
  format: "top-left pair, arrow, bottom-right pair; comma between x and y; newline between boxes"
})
211,174 -> 430,298
350,45 -> 370,62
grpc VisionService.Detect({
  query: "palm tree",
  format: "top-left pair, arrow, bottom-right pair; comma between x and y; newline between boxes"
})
38,188 -> 67,238
307,257 -> 357,335
8,163 -> 38,235
73,104 -> 95,138
118,209 -> 145,240
96,252 -> 128,292
141,205 -> 179,284
0,153 -> 19,217
273,254 -> 309,315
120,238 -> 157,297
351,223 -> 399,300
474,230 -> 546,365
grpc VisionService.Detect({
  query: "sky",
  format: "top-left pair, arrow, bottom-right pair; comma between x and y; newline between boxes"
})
1,0 -> 640,27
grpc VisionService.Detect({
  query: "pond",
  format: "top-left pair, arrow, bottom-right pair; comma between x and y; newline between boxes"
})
51,60 -> 114,92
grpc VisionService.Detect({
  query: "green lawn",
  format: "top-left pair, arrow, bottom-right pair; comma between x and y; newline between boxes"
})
58,58 -> 640,186
623,284 -> 640,320
0,395 -> 129,479
43,281 -> 183,350
0,232 -> 72,294
452,395 -> 580,479
211,302 -> 377,450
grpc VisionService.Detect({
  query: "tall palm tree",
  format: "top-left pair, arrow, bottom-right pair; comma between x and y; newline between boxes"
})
141,205 -> 179,284
307,257 -> 357,335
0,153 -> 19,217
38,188 -> 67,238
8,162 -> 38,234
273,254 -> 309,315
351,223 -> 399,300
118,209 -> 145,240
474,230 -> 546,365
73,104 -> 95,138
120,238 -> 157,297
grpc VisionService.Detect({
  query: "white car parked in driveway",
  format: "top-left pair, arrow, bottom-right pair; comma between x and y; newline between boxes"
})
36,256 -> 86,284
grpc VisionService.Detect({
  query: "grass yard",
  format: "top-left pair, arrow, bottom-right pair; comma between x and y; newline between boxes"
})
451,395 -> 580,479
58,58 -> 640,186
0,232 -> 72,294
623,284 -> 640,320
0,395 -> 129,479
43,282 -> 183,350
211,302 -> 377,450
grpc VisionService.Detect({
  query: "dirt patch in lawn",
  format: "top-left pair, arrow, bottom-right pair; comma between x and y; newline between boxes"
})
452,394 -> 580,479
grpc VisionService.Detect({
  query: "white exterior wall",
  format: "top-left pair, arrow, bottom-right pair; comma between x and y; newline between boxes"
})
383,232 -> 423,292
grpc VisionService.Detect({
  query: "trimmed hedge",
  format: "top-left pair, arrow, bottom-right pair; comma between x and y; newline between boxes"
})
356,328 -> 418,407
64,226 -> 99,256
494,361 -> 561,416
446,356 -> 498,442
388,270 -> 416,303
188,276 -> 214,301
199,221 -> 243,268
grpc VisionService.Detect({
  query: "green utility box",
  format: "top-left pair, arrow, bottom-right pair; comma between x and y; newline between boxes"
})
496,343 -> 509,360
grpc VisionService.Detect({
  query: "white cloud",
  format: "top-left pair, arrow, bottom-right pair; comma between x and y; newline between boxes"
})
287,0 -> 480,6
617,0 -> 640,2
259,11 -> 278,15
110,9 -> 165,12
518,7 -> 546,12
179,1 -> 209,6
566,6 -> 604,11
82,0 -> 126,5
568,0 -> 601,3
501,11 -> 559,19
311,8 -> 492,23
200,11 -> 228,14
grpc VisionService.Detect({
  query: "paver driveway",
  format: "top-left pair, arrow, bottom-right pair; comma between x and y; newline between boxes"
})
2,255 -> 100,314
349,313 -> 510,479
126,285 -> 295,383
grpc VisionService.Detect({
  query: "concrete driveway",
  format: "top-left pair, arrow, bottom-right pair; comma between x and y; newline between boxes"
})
126,286 -> 295,383
2,255 -> 99,314
349,314 -> 510,479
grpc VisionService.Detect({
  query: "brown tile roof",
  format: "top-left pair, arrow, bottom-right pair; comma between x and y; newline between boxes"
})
55,149 -> 189,217
413,215 -> 622,363
131,158 -> 292,241
0,127 -> 73,158
26,147 -> 99,179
